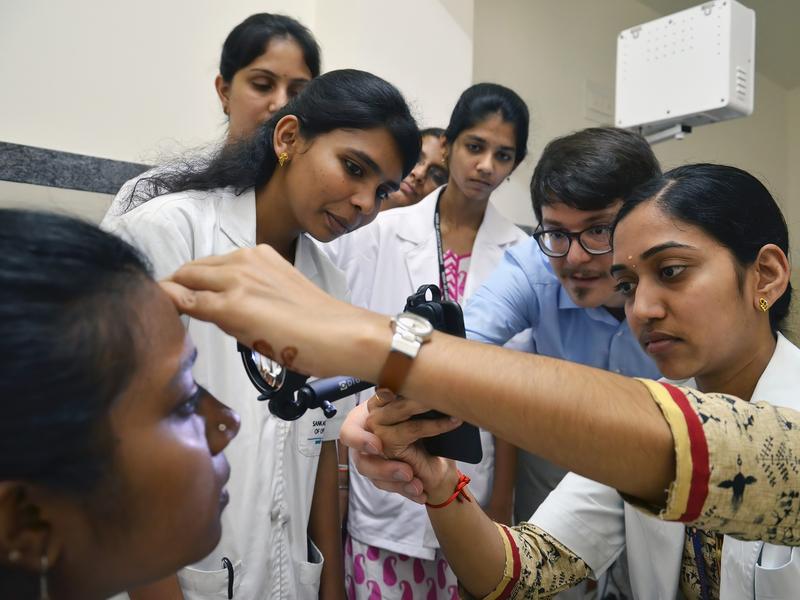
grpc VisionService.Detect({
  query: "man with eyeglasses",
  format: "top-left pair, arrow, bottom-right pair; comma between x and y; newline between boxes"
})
464,127 -> 663,524
450,127 -> 661,600
342,127 -> 663,599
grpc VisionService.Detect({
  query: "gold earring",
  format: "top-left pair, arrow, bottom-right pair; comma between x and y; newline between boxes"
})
759,297 -> 769,312
278,152 -> 288,168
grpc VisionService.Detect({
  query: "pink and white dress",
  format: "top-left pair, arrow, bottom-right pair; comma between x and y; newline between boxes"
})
441,249 -> 471,305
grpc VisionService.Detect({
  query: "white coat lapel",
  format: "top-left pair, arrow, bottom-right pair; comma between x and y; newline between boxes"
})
393,190 -> 442,298
403,235 -> 440,296
464,202 -> 524,300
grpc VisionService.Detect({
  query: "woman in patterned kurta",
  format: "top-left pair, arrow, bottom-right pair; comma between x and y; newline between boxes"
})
162,164 -> 798,598
359,164 -> 797,599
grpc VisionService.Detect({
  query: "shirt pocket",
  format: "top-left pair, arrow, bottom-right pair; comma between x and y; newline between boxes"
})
754,545 -> 800,599
295,538 -> 325,598
178,559 -> 243,599
295,409 -> 326,458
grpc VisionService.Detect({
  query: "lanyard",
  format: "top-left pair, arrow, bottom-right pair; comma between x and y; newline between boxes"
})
433,194 -> 451,301
689,527 -> 712,600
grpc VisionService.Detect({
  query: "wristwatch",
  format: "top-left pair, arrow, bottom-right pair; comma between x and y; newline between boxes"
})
377,312 -> 434,394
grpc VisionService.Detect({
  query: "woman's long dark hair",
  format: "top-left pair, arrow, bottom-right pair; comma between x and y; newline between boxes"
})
127,69 -> 420,207
615,163 -> 792,333
0,209 -> 151,492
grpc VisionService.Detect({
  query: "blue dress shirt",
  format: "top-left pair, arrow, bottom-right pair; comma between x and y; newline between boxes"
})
464,237 -> 660,378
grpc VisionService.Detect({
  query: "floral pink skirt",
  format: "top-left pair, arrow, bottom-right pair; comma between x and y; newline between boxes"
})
344,533 -> 459,600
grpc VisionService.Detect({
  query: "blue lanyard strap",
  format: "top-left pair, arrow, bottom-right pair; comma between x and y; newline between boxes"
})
689,527 -> 712,600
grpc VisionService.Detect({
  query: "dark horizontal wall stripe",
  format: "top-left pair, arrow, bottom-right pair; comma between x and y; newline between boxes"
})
0,142 -> 150,195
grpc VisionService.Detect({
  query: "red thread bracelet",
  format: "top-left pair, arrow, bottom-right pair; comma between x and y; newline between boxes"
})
425,471 -> 472,509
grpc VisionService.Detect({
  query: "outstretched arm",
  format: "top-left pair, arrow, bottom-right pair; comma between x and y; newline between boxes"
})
162,245 -> 800,543
162,245 -> 674,505
363,391 -> 590,599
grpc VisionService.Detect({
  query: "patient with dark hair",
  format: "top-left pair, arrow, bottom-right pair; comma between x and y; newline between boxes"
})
0,209 -> 239,600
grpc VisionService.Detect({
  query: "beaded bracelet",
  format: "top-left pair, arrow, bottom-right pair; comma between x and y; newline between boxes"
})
425,471 -> 472,509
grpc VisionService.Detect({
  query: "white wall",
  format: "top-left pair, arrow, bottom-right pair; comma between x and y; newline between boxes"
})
0,0 -> 315,163
313,0 -> 473,129
788,87 -> 800,264
472,0 -> 658,225
0,0 -> 472,164
787,87 -> 800,336
473,0 -> 795,228
0,0 -> 473,221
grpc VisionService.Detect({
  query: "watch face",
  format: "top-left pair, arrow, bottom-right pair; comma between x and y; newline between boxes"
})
396,313 -> 434,338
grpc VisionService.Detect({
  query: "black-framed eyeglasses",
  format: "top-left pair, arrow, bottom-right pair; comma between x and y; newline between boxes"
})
532,224 -> 613,258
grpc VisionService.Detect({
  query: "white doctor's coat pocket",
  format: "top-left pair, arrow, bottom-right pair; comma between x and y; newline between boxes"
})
295,408 -> 326,458
178,558 -> 243,599
754,544 -> 800,599
295,538 -> 325,599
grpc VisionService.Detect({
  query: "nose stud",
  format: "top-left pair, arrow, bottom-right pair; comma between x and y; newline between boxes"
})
218,423 -> 228,433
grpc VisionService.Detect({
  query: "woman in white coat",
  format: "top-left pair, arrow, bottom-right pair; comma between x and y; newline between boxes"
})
322,83 -> 531,600
363,164 -> 798,599
103,70 -> 420,600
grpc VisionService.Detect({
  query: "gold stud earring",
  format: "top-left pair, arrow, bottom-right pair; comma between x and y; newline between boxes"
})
278,152 -> 289,168
759,297 -> 769,312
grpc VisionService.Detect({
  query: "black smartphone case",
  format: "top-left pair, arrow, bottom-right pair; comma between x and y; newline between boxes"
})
404,285 -> 483,464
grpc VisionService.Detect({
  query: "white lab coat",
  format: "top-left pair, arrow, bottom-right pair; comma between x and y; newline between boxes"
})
531,333 -> 800,599
103,187 -> 351,599
322,186 -> 528,558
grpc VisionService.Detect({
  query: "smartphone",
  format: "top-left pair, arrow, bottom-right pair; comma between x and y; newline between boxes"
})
405,285 -> 483,464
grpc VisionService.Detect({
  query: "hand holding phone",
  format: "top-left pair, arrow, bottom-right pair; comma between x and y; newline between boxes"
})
404,285 -> 483,464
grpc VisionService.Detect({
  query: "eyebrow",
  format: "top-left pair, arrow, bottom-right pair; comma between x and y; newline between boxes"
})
641,241 -> 695,259
351,149 -> 400,188
248,68 -> 310,83
610,241 -> 696,275
464,134 -> 515,153
168,347 -> 198,389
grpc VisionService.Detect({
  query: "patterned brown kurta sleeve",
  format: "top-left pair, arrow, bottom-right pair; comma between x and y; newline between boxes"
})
460,522 -> 589,600
465,379 -> 800,599
635,379 -> 800,546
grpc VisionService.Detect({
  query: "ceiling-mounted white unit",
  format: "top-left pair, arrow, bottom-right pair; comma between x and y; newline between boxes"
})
615,0 -> 755,143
